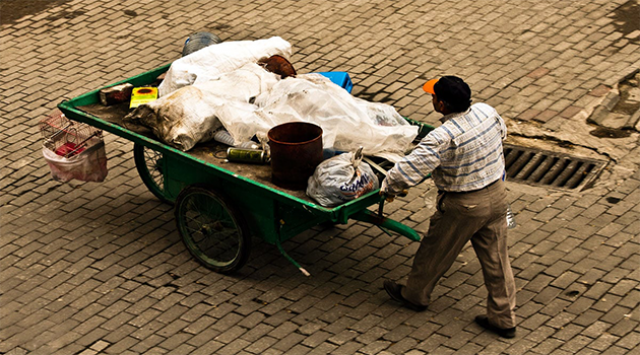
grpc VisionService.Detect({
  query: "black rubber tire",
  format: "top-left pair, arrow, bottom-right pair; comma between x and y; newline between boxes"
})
174,184 -> 251,273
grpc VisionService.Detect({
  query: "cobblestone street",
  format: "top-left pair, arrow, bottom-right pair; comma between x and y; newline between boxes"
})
1,1 -> 639,354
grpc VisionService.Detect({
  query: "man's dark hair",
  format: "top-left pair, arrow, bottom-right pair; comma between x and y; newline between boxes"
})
434,76 -> 472,112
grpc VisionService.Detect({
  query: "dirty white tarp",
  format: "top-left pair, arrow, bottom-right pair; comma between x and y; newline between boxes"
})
158,36 -> 292,96
221,73 -> 418,160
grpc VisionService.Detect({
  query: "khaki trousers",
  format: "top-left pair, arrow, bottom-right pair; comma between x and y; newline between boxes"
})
402,179 -> 517,328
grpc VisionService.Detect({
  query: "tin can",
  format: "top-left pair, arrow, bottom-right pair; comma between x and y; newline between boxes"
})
227,148 -> 270,164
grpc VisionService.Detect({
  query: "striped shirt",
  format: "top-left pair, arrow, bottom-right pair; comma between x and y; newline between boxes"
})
382,103 -> 506,193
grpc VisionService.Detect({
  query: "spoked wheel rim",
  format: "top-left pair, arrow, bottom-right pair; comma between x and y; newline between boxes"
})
133,143 -> 173,203
175,185 -> 251,273
144,148 -> 164,190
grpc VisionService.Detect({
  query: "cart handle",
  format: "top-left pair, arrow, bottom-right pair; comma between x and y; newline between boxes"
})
350,209 -> 421,241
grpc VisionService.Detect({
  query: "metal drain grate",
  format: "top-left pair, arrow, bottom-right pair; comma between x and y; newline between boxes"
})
503,144 -> 608,191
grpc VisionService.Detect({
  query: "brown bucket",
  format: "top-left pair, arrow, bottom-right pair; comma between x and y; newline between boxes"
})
268,122 -> 323,190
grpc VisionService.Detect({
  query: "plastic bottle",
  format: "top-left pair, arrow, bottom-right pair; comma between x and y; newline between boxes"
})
238,141 -> 260,150
182,32 -> 222,57
213,130 -> 235,146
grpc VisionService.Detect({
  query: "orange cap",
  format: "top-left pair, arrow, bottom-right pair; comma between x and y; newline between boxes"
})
422,79 -> 438,94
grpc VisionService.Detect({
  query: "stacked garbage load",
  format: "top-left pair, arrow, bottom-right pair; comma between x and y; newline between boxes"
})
123,36 -> 418,163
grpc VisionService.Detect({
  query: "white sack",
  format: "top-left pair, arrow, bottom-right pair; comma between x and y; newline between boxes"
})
124,63 -> 279,151
306,149 -> 379,207
219,73 -> 418,161
159,36 -> 292,96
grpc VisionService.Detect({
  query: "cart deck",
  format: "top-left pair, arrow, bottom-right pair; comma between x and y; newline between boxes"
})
76,100 -> 316,203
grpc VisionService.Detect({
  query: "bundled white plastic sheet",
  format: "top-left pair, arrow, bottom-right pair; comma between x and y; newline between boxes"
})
124,63 -> 279,151
129,37 -> 418,157
159,36 -> 292,96
221,73 -> 418,161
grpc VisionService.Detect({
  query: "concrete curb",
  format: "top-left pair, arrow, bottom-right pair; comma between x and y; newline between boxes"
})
586,90 -> 620,125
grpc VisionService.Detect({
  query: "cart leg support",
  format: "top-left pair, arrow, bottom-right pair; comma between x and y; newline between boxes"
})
274,237 -> 311,277
351,210 -> 421,241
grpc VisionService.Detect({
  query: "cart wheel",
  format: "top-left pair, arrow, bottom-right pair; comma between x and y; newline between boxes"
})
175,185 -> 251,273
133,143 -> 173,204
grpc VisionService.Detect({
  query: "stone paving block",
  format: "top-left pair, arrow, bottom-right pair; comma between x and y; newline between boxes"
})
616,330 -> 640,351
130,335 -> 164,353
607,316 -> 638,338
608,279 -> 638,297
601,306 -> 631,325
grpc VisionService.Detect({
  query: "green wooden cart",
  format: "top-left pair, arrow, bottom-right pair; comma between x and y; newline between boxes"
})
58,65 -> 432,276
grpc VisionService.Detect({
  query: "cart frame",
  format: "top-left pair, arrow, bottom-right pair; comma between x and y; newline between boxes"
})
58,65 -> 431,275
